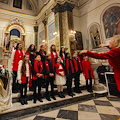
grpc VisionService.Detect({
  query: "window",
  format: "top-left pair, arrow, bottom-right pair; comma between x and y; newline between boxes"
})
13,0 -> 22,9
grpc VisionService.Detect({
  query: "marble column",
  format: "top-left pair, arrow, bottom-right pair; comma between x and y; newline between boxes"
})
52,2 -> 76,54
34,25 -> 38,50
42,18 -> 48,52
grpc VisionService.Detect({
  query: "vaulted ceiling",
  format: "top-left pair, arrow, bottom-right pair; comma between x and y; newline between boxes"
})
0,0 -> 90,15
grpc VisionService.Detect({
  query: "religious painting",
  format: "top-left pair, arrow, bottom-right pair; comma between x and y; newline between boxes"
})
75,31 -> 83,50
0,0 -> 9,4
39,30 -> 45,45
26,0 -> 32,10
103,6 -> 120,39
48,22 -> 55,40
13,0 -> 22,9
89,23 -> 101,49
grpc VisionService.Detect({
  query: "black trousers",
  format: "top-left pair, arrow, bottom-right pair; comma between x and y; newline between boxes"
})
20,77 -> 28,98
45,77 -> 54,97
99,74 -> 106,84
12,71 -> 18,91
74,73 -> 80,91
66,76 -> 73,94
86,70 -> 92,90
32,78 -> 42,100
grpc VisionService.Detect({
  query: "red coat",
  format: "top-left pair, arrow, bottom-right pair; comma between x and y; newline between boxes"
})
55,63 -> 65,76
12,50 -> 24,71
82,60 -> 94,80
86,48 -> 120,91
32,60 -> 43,80
51,52 -> 58,69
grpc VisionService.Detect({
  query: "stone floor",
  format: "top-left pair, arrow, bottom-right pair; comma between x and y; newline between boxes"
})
19,96 -> 120,120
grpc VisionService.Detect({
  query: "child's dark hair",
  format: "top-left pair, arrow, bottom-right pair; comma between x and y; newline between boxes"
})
35,54 -> 41,58
50,44 -> 56,52
55,57 -> 60,64
15,43 -> 21,50
27,44 -> 36,53
21,54 -> 29,75
65,52 -> 70,58
59,47 -> 66,57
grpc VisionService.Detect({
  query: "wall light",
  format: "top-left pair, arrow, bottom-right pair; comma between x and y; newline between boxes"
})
71,30 -> 76,34
42,40 -> 45,43
53,32 -> 57,35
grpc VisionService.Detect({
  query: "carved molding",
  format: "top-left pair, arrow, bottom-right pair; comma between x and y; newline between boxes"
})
42,18 -> 48,26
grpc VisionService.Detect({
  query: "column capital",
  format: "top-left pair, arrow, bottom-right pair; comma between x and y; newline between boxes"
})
52,2 -> 74,14
42,18 -> 48,26
34,26 -> 38,32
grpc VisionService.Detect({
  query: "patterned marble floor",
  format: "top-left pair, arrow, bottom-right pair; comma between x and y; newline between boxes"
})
20,96 -> 120,120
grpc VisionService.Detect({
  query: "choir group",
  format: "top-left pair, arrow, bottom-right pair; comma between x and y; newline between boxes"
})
11,43 -> 94,105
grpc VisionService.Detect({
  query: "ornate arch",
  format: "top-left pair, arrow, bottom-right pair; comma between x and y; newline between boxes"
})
5,17 -> 25,34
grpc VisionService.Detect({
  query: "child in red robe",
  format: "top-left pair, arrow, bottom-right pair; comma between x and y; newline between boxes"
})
72,51 -> 82,93
45,54 -> 56,101
82,56 -> 94,92
32,54 -> 43,103
64,52 -> 75,97
54,57 -> 66,98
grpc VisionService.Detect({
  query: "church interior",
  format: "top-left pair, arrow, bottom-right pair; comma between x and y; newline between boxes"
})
0,0 -> 120,120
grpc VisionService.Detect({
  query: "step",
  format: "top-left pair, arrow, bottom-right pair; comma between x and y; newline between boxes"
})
0,90 -> 108,120
12,84 -> 87,103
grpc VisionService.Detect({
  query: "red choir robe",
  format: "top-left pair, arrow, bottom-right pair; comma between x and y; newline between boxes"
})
12,50 -> 24,71
55,64 -> 65,76
86,48 -> 120,91
32,60 -> 43,80
65,58 -> 74,76
72,57 -> 82,73
82,59 -> 94,80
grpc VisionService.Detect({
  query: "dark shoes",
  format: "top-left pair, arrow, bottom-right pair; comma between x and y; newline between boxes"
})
51,96 -> 56,100
33,99 -> 36,104
87,89 -> 93,93
20,97 -> 28,105
46,97 -> 51,101
58,92 -> 63,98
58,92 -> 65,98
20,99 -> 24,105
61,92 -> 65,98
75,90 -> 82,93
38,98 -> 43,102
24,98 -> 28,104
